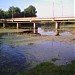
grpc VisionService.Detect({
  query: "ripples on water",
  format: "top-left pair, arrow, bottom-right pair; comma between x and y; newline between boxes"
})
0,28 -> 75,75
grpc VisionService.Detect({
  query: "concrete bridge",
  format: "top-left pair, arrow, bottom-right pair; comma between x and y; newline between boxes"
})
0,17 -> 75,35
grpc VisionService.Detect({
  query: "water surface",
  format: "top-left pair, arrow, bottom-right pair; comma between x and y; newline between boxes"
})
0,26 -> 75,75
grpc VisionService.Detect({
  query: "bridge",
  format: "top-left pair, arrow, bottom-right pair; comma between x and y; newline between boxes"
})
0,17 -> 75,35
0,17 -> 75,22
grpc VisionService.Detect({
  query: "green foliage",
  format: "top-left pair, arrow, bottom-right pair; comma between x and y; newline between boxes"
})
8,6 -> 21,18
0,5 -> 37,19
23,5 -> 37,17
0,9 -> 5,19
18,61 -> 75,75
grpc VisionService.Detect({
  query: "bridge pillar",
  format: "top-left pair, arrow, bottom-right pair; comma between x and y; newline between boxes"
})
33,23 -> 36,33
17,23 -> 19,29
3,23 -> 5,28
55,22 -> 60,36
33,22 -> 36,29
33,23 -> 38,34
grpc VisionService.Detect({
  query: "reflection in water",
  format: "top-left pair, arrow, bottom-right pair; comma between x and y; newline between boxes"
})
38,27 -> 75,36
60,31 -> 73,35
38,27 -> 56,35
0,27 -> 75,75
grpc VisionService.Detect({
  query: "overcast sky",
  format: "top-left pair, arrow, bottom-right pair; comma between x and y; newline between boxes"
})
0,0 -> 74,17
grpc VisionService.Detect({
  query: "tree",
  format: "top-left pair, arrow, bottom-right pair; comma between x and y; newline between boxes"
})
0,5 -> 37,19
23,5 -> 37,17
21,11 -> 25,17
0,9 -> 5,19
8,6 -> 21,18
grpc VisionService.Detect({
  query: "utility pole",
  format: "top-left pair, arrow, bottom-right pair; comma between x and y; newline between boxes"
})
12,7 -> 14,22
24,10 -> 25,17
53,0 -> 54,18
61,0 -> 63,16
12,7 -> 13,19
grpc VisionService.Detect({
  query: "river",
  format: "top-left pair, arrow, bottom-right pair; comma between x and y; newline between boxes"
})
0,24 -> 75,75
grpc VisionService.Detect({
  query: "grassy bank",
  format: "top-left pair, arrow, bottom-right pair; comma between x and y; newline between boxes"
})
18,60 -> 75,75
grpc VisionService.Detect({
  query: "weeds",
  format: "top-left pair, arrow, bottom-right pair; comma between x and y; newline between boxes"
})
17,60 -> 75,75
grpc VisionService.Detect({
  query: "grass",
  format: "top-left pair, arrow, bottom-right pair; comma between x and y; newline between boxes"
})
0,29 -> 30,33
17,60 -> 75,75
51,58 -> 60,62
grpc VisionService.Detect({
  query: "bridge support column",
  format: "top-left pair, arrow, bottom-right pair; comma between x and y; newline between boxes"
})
17,23 -> 19,29
33,22 -> 36,29
3,23 -> 5,28
55,22 -> 60,36
33,23 -> 36,33
33,23 -> 38,34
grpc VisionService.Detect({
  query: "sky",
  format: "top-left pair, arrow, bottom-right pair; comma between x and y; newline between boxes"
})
0,0 -> 74,17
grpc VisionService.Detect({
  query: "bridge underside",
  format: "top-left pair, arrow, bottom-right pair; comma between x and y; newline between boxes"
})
0,17 -> 75,35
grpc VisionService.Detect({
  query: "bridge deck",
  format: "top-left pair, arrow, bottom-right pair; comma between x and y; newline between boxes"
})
0,17 -> 75,23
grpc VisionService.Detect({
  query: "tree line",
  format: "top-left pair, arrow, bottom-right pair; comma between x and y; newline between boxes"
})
0,5 -> 37,19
